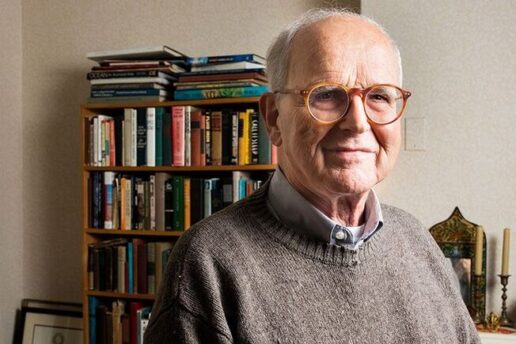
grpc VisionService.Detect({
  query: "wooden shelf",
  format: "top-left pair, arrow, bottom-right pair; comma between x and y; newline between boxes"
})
85,229 -> 185,237
84,164 -> 276,172
81,96 -> 261,110
87,290 -> 155,301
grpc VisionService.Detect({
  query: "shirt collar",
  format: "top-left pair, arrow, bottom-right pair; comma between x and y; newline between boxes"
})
266,168 -> 383,248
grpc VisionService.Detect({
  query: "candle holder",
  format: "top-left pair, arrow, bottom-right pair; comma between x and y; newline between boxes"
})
498,274 -> 514,328
473,274 -> 485,325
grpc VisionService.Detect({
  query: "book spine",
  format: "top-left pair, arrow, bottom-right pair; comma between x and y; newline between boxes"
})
136,109 -> 147,166
172,106 -> 185,166
114,116 -> 123,166
183,177 -> 191,230
149,175 -> 156,230
188,54 -> 262,65
103,171 -> 115,229
250,110 -> 259,164
190,110 -> 202,166
221,110 -> 233,165
204,112 -> 212,165
190,178 -> 204,225
117,245 -> 126,293
146,108 -> 156,167
231,111 -> 239,165
172,176 -> 184,231
147,242 -> 156,294
155,108 -> 164,166
184,106 -> 192,166
173,86 -> 268,100
203,179 -> 212,218
164,178 -> 174,230
87,70 -> 160,80
258,112 -> 271,164
91,88 -> 166,98
210,111 -> 222,166
162,110 -> 172,166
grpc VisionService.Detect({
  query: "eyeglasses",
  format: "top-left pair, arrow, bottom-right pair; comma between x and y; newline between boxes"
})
274,83 -> 412,125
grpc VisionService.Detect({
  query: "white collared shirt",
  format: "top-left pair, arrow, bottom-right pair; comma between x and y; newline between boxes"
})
266,168 -> 383,250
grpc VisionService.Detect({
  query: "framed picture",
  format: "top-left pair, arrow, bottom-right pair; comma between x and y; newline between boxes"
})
429,207 -> 487,322
19,299 -> 83,344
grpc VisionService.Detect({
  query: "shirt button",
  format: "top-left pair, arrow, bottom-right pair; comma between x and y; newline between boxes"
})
335,230 -> 347,241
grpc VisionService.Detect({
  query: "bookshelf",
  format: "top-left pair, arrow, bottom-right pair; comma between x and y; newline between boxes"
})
81,96 -> 275,343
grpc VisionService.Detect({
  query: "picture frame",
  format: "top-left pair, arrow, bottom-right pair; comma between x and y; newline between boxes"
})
19,299 -> 83,344
429,207 -> 487,322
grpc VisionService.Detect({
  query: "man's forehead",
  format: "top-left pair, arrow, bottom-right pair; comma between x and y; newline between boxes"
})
286,17 -> 398,85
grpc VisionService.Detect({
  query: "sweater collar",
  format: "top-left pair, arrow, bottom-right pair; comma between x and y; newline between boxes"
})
266,169 -> 383,249
246,178 -> 391,267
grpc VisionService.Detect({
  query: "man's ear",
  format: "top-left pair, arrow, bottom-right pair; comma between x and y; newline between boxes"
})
259,92 -> 282,146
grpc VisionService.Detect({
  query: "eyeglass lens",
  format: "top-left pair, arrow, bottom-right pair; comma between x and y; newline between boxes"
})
307,85 -> 404,123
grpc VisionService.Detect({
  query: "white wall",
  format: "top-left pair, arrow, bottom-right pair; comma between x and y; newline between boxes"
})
0,0 -> 23,343
363,0 -> 516,318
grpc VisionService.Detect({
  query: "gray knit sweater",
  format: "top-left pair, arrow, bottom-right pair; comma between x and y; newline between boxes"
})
144,183 -> 480,343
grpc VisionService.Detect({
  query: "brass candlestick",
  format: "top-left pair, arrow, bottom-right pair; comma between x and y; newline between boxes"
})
498,274 -> 514,328
473,274 -> 485,325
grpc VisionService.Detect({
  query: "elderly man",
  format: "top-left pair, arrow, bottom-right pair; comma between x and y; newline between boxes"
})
145,9 -> 480,343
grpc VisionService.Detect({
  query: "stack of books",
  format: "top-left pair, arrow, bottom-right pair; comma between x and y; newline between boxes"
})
173,53 -> 269,100
86,46 -> 188,102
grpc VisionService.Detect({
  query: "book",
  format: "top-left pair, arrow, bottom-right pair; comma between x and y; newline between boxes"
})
87,45 -> 186,62
188,53 -> 265,66
178,71 -> 267,83
154,172 -> 172,231
174,85 -> 268,100
250,110 -> 259,164
162,109 -> 172,166
172,175 -> 184,231
184,106 -> 193,166
238,110 -> 251,165
190,61 -> 265,72
91,88 -> 170,98
87,70 -> 175,80
136,109 -> 147,166
91,83 -> 166,90
103,171 -> 116,229
174,80 -> 266,90
221,110 -> 233,165
190,110 -> 203,166
210,111 -> 222,166
88,95 -> 168,102
172,106 -> 185,166
90,77 -> 174,86
147,242 -> 156,294
204,111 -> 212,165
183,177 -> 191,230
231,111 -> 239,164
190,177 -> 204,224
155,108 -> 164,166
164,178 -> 174,230
258,113 -> 272,164
146,108 -> 156,167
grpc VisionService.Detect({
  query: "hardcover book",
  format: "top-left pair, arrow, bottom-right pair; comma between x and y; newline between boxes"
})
174,85 -> 268,100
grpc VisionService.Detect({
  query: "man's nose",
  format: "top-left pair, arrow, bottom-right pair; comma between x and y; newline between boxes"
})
337,94 -> 371,133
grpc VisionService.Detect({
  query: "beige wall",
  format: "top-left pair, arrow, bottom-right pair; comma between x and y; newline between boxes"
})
0,0 -> 23,343
14,0 -> 357,340
363,0 -> 516,317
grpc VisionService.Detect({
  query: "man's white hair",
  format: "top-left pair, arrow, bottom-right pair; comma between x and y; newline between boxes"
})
266,8 -> 403,91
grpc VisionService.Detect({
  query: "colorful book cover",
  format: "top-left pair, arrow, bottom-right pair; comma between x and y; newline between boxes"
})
184,106 -> 192,166
187,53 -> 265,66
172,106 -> 185,166
174,85 -> 268,100
184,177 -> 191,230
190,110 -> 203,166
250,110 -> 259,164
127,242 -> 134,294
